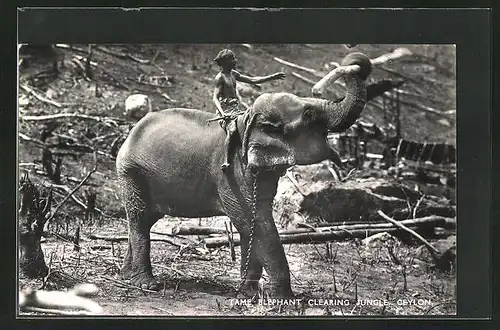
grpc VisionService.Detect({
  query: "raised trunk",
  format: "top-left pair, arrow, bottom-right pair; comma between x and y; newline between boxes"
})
309,73 -> 368,133
309,52 -> 372,133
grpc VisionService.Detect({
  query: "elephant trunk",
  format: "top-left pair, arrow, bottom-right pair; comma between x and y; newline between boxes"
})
311,52 -> 372,133
244,170 -> 293,298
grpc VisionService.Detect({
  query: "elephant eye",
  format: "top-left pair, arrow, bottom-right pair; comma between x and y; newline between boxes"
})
260,120 -> 283,134
303,108 -> 315,122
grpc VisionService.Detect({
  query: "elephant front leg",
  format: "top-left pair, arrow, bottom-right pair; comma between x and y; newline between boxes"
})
218,172 -> 294,299
253,220 -> 294,299
238,234 -> 263,296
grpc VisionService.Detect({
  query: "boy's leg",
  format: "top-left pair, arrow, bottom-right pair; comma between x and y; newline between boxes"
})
221,120 -> 237,171
221,132 -> 231,170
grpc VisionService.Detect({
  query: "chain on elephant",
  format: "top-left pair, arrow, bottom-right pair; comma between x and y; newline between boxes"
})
235,171 -> 258,296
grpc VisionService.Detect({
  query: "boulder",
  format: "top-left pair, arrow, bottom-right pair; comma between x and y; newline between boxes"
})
124,94 -> 152,119
362,232 -> 397,248
273,164 -> 455,229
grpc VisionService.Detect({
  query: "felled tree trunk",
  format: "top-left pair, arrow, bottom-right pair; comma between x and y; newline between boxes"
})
19,174 -> 52,278
203,215 -> 449,248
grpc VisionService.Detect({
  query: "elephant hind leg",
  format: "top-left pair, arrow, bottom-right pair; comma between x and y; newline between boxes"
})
118,172 -> 162,290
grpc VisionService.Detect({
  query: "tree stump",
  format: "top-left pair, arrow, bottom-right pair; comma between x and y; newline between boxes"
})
19,173 -> 52,278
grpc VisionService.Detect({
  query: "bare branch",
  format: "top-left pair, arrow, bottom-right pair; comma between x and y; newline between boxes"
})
45,152 -> 98,224
273,56 -> 324,78
72,54 -> 130,90
285,169 -> 308,196
370,48 -> 413,66
377,210 -> 440,255
93,45 -> 151,64
20,84 -> 62,108
41,188 -> 53,217
54,44 -> 89,54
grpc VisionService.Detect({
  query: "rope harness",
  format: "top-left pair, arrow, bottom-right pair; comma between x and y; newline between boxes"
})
236,172 -> 258,295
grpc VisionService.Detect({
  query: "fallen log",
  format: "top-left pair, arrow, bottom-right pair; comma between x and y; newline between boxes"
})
398,158 -> 456,174
20,113 -> 125,125
167,215 -> 449,238
168,225 -> 229,236
204,226 -> 427,248
88,233 -> 182,248
320,216 -> 448,231
311,215 -> 453,231
203,215 -> 449,248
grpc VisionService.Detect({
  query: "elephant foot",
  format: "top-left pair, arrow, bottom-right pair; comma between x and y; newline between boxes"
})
236,283 -> 294,301
221,162 -> 230,171
267,286 -> 295,299
121,267 -> 161,291
236,280 -> 259,298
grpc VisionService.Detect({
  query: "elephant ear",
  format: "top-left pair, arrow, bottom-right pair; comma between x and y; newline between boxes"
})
239,109 -> 258,166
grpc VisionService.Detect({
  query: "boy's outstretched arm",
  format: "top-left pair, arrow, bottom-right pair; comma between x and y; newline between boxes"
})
212,75 -> 226,116
233,70 -> 286,85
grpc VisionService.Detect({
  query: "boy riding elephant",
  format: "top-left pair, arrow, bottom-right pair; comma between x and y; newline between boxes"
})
212,49 -> 286,170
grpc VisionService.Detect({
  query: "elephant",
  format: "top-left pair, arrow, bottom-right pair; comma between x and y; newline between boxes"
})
115,52 -> 372,298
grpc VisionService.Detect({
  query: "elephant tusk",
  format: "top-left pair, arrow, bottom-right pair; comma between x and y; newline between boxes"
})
311,64 -> 362,97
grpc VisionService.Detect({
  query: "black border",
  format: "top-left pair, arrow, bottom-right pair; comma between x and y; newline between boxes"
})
1,5 -> 496,330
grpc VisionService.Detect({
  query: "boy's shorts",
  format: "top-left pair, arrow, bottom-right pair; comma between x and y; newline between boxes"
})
219,98 -> 244,132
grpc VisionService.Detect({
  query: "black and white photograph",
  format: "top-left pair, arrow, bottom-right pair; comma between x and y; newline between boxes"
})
17,41 -> 457,317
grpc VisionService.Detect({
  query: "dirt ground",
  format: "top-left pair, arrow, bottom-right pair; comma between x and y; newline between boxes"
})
17,43 -> 456,316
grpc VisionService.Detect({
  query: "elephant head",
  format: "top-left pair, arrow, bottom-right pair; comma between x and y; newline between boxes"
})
238,52 -> 372,172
